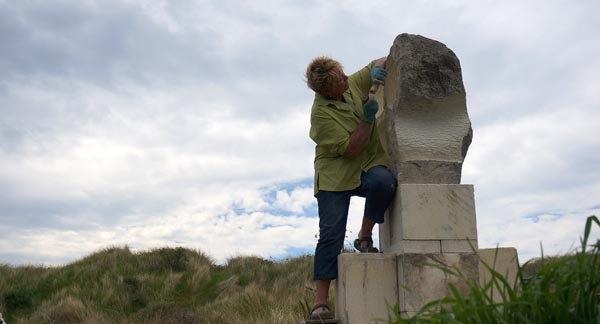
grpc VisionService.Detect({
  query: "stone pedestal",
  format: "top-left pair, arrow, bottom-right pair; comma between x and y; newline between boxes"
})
335,253 -> 398,324
380,184 -> 478,254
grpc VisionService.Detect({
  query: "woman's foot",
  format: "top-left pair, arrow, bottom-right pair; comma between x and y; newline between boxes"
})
354,236 -> 379,253
310,304 -> 333,320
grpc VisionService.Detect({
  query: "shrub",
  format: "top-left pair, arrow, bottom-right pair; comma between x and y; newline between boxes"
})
387,215 -> 600,324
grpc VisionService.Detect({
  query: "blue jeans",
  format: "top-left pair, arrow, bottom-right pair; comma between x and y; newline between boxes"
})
313,165 -> 397,280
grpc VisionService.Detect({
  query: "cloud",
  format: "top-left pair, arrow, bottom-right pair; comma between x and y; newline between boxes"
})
0,181 -> 323,265
0,1 -> 222,86
0,79 -> 313,210
465,106 -> 600,193
1,0 -> 599,266
478,208 -> 600,261
463,103 -> 600,260
273,186 -> 314,214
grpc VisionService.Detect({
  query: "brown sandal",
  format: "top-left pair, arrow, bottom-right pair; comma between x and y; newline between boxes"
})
354,237 -> 379,253
310,303 -> 333,320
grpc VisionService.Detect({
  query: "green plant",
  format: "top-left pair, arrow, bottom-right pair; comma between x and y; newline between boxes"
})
387,215 -> 600,324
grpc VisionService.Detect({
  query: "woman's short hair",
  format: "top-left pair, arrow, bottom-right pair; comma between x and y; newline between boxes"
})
305,56 -> 342,95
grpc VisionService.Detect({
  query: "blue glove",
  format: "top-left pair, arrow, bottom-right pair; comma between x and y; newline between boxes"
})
370,66 -> 387,85
362,99 -> 379,123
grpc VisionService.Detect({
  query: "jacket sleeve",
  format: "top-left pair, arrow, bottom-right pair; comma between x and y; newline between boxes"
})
348,60 -> 376,95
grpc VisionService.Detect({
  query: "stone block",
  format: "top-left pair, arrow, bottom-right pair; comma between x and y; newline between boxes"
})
390,240 -> 441,254
478,247 -> 520,303
335,253 -> 398,324
400,184 -> 476,240
381,33 -> 472,184
441,239 -> 478,253
398,253 -> 479,314
380,184 -> 477,253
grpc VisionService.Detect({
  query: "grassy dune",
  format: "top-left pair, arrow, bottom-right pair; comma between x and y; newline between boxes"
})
1,216 -> 598,324
0,247 -> 317,324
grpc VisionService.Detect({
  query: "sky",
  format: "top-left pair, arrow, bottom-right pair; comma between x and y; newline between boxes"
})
1,0 -> 599,266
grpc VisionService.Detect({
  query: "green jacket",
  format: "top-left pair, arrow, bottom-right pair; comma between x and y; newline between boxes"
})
309,61 -> 391,196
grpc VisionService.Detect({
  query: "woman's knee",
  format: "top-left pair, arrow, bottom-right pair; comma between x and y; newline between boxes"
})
369,167 -> 397,192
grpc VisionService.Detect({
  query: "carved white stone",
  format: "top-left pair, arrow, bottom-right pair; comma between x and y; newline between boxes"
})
381,33 -> 472,184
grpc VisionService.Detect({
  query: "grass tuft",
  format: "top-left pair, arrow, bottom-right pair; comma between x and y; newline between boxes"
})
387,215 -> 600,324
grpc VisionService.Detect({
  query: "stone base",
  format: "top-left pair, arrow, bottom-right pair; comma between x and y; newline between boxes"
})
381,184 -> 478,254
398,253 -> 479,314
478,247 -> 520,303
335,253 -> 398,324
389,239 -> 478,254
334,252 -> 480,322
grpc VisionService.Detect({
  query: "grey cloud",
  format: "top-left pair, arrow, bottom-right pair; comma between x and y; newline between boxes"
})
0,1 -> 222,87
0,0 -> 326,123
0,122 -> 29,153
0,187 -> 180,230
0,251 -> 71,265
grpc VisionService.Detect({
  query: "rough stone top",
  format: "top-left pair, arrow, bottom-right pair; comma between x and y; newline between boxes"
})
389,33 -> 465,102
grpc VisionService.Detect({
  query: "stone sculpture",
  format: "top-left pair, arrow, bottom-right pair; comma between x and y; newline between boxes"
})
381,33 -> 472,184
